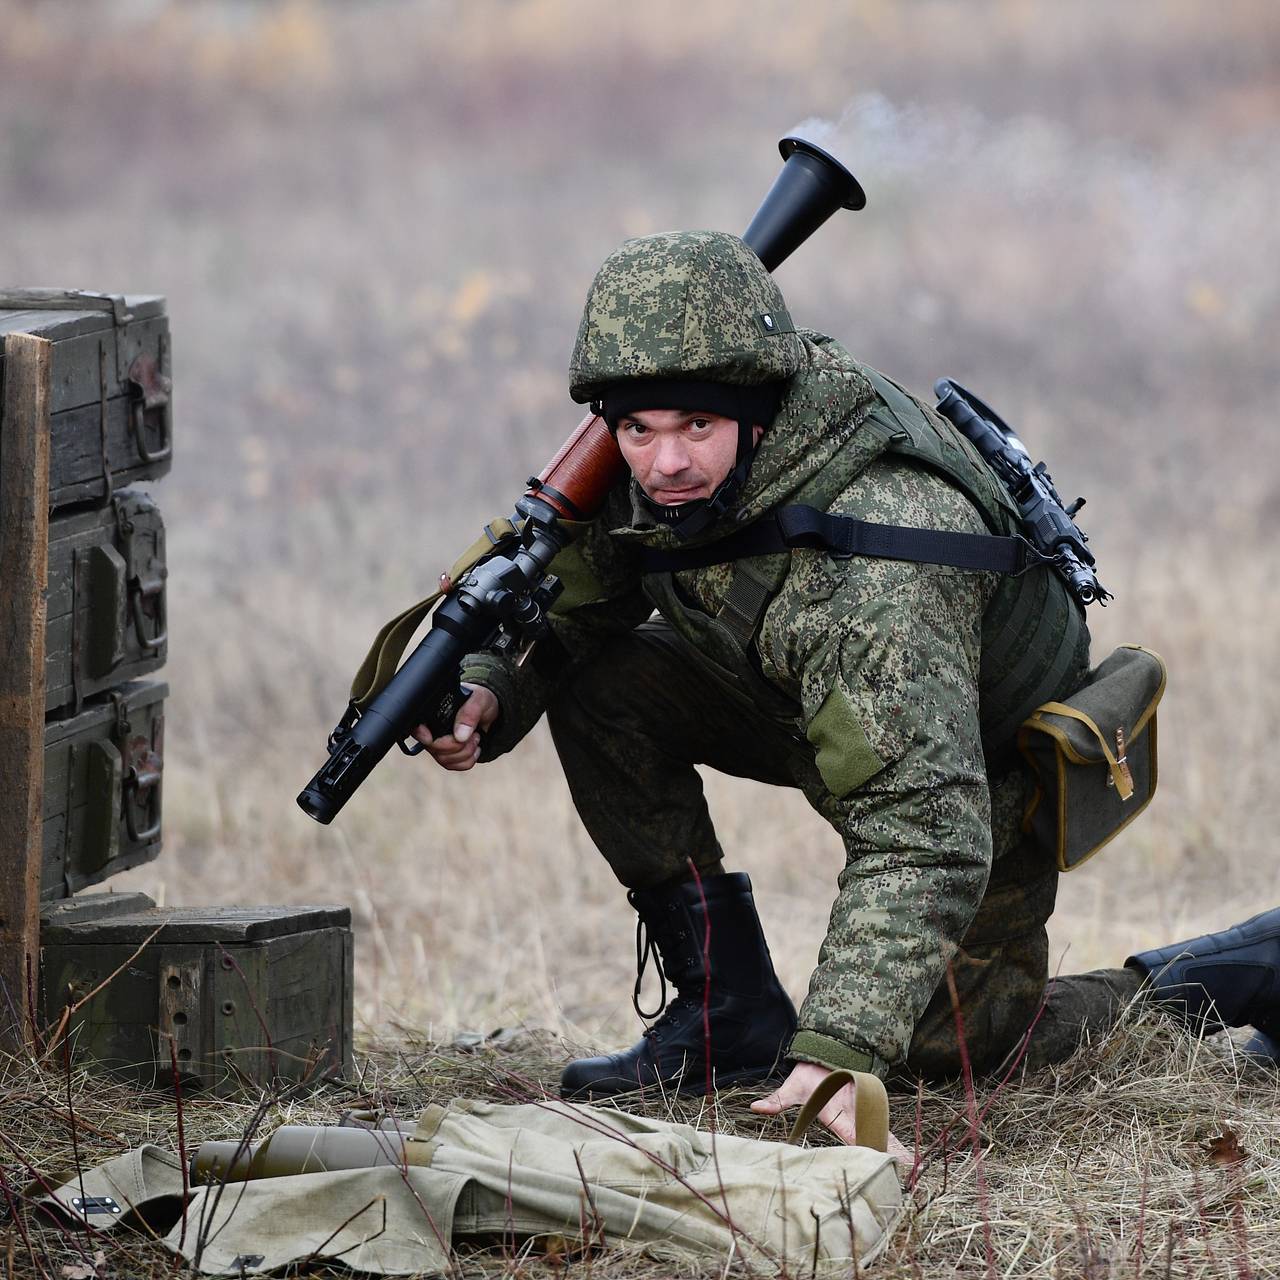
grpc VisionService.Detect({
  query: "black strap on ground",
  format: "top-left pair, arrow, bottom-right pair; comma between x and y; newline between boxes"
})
630,504 -> 1046,576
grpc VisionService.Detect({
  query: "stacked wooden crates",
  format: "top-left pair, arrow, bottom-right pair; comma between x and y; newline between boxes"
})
0,291 -> 352,1094
0,292 -> 175,894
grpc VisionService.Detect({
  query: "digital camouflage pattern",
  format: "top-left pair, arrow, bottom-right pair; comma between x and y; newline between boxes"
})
569,231 -> 801,403
463,326 -> 1100,1075
540,615 -> 1140,1079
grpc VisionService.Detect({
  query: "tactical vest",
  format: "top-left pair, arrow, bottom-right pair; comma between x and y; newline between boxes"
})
636,362 -> 1091,759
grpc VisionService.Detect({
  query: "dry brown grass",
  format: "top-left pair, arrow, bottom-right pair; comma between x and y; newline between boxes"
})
3,0 -> 1279,1273
2,1012 -> 1277,1278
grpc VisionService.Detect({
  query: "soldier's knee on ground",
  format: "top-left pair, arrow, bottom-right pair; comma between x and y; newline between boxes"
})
901,930 -> 1051,1081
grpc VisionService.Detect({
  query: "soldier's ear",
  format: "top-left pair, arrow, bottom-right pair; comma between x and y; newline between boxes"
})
752,425 -> 765,446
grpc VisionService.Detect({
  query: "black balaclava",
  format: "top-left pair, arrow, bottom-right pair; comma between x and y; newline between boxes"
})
596,377 -> 786,540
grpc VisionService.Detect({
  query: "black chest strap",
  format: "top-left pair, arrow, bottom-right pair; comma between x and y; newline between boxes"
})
630,504 -> 1046,576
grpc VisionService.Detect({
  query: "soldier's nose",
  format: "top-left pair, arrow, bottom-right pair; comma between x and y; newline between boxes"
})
654,441 -> 691,476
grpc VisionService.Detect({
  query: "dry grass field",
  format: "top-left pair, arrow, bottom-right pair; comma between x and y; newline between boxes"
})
2,1 -> 1278,1275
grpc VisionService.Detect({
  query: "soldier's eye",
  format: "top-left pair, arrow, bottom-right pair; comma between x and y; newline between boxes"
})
689,418 -> 711,431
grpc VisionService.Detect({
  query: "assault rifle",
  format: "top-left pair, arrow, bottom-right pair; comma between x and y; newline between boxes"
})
296,138 -> 866,824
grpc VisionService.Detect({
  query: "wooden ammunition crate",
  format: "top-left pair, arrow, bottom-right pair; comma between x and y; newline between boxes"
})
0,290 -> 171,511
41,896 -> 354,1095
42,680 -> 167,900
45,491 -> 167,716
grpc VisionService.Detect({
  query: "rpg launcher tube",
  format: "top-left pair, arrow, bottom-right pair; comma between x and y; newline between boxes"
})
295,599 -> 475,824
191,1125 -> 425,1184
296,415 -> 621,827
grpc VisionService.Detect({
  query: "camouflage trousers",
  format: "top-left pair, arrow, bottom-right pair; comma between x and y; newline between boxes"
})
546,620 -> 1142,1081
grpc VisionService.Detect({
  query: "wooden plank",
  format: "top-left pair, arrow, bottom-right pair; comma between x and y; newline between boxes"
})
0,333 -> 52,1053
40,893 -> 156,928
157,957 -> 204,1082
40,904 -> 352,946
0,309 -> 111,342
0,290 -> 164,322
48,393 -> 172,511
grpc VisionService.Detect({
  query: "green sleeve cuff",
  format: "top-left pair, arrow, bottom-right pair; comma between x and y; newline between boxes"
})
788,1030 -> 883,1078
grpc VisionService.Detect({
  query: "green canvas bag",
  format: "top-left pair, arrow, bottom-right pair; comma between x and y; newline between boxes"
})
1017,644 -> 1167,871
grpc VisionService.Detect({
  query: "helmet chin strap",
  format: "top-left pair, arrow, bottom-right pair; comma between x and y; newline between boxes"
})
637,417 -> 757,540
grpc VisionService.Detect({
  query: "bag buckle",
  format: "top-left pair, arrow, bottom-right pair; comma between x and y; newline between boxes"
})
1012,537 -> 1056,577
1107,726 -> 1135,796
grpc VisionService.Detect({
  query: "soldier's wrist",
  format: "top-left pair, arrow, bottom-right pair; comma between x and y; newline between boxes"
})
457,660 -> 509,758
788,1029 -> 884,1078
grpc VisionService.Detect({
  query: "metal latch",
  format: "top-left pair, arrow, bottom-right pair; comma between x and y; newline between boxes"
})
113,695 -> 164,843
111,495 -> 168,653
127,353 -> 173,464
129,569 -> 168,652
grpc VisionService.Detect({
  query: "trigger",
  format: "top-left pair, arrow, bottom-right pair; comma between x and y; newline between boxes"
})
515,637 -> 539,669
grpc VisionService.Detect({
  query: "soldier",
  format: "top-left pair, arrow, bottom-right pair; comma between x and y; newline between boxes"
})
417,231 -> 1279,1144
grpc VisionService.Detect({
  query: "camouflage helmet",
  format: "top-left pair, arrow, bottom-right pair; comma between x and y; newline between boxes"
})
568,230 -> 801,405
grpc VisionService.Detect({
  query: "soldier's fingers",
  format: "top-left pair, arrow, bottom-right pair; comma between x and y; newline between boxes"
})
439,754 -> 478,772
430,733 -> 482,769
818,1089 -> 859,1146
436,743 -> 480,771
412,724 -> 435,746
453,700 -> 485,741
453,685 -> 500,744
749,1081 -> 805,1114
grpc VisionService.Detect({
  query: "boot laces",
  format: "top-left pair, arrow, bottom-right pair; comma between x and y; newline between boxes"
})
633,916 -> 705,1041
633,916 -> 669,1020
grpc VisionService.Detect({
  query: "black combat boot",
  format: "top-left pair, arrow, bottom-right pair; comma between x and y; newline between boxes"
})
1127,907 -> 1280,1062
560,871 -> 797,1100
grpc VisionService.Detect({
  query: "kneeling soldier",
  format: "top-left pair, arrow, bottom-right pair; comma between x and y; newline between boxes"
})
417,231 -> 1279,1143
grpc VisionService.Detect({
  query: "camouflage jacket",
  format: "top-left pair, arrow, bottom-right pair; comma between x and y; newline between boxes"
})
462,332 -> 1082,1074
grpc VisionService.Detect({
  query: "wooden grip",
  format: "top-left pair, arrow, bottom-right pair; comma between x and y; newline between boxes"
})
528,413 -> 627,521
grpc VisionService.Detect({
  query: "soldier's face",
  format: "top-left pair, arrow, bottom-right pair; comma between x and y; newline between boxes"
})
615,409 -> 763,505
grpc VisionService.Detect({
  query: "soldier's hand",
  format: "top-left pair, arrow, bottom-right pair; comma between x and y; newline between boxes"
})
751,1062 -> 909,1158
751,1062 -> 861,1144
412,684 -> 499,771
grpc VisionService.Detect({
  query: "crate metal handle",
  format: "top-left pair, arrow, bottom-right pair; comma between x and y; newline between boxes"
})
128,354 -> 173,465
124,744 -> 163,843
129,573 -> 167,652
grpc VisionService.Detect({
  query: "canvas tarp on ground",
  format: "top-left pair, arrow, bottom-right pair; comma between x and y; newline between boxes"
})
41,1097 -> 903,1274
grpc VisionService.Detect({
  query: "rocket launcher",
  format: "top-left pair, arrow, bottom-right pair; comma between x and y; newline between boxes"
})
296,137 -> 865,825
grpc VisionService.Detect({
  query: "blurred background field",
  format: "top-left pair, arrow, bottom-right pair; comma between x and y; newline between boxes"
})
5,3 -> 1280,1277
2,0 -> 1277,1050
